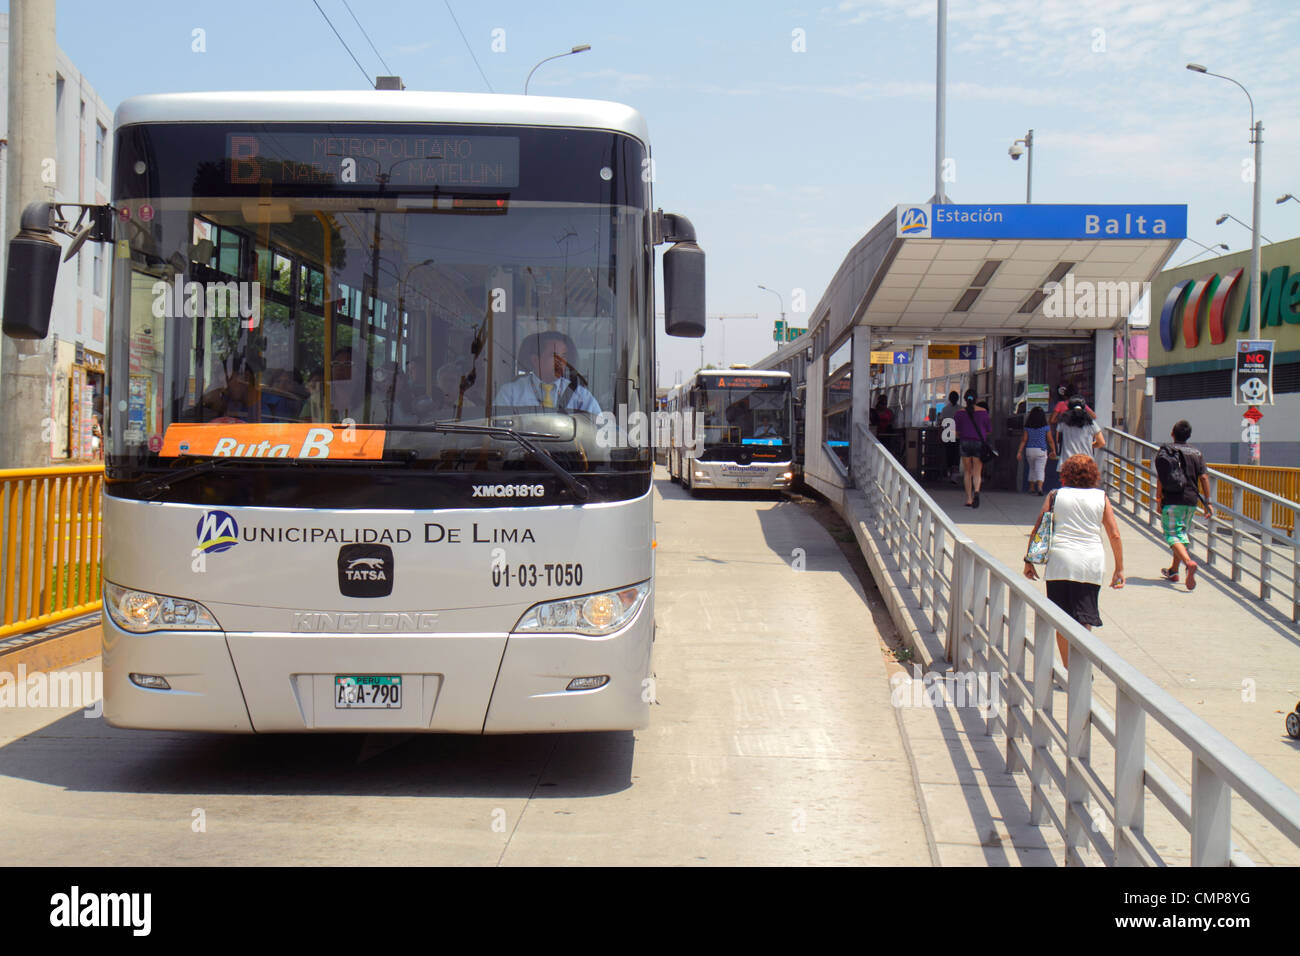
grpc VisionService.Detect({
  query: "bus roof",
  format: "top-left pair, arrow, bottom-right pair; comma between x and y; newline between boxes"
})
114,90 -> 650,146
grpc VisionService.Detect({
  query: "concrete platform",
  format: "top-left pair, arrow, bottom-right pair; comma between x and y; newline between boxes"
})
929,481 -> 1300,865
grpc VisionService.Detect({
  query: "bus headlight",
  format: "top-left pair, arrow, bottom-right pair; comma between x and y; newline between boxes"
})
514,581 -> 650,636
105,583 -> 221,633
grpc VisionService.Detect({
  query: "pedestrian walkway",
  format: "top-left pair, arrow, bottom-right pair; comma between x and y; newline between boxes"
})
925,482 -> 1300,865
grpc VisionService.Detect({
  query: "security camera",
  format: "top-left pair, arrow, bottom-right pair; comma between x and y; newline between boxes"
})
1008,143 -> 1025,160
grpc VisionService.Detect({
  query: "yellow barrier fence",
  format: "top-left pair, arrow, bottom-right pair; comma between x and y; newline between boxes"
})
0,465 -> 104,640
1112,459 -> 1299,534
1208,464 -> 1300,533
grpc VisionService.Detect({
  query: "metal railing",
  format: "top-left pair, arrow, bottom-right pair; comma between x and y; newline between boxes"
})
1203,463 -> 1298,533
851,422 -> 1300,865
1100,428 -> 1300,622
0,465 -> 104,640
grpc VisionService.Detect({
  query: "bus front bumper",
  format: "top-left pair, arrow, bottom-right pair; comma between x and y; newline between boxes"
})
692,462 -> 792,489
100,602 -> 653,734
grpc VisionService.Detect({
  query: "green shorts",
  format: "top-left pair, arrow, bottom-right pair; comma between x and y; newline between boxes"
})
1161,504 -> 1196,546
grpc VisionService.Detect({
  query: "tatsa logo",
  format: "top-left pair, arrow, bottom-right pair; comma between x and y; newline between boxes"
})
196,510 -> 239,554
338,544 -> 394,598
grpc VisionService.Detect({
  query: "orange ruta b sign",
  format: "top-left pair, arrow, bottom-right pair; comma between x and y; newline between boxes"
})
158,423 -> 386,460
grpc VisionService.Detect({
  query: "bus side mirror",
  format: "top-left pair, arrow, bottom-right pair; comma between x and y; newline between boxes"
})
663,241 -> 705,338
3,203 -> 61,340
656,209 -> 705,338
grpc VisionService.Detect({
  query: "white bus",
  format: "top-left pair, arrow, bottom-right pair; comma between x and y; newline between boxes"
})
666,369 -> 793,494
3,90 -> 705,733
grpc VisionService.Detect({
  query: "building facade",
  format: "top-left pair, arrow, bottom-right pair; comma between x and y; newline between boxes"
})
1146,237 -> 1300,466
1,13 -> 113,462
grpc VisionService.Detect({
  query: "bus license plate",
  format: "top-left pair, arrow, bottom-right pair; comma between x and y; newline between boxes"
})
335,675 -> 402,709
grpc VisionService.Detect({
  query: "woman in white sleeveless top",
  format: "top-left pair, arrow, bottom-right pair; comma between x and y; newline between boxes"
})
1024,454 -> 1124,668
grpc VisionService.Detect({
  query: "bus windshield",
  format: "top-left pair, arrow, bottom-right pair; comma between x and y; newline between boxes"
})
693,375 -> 790,449
107,122 -> 650,490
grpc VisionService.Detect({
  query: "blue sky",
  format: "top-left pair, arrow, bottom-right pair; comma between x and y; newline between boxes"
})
28,0 -> 1300,384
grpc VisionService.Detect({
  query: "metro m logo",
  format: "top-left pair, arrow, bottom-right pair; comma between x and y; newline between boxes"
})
898,206 -> 930,236
195,510 -> 239,554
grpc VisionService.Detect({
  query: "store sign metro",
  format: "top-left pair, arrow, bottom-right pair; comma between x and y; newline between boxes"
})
1159,264 -> 1300,351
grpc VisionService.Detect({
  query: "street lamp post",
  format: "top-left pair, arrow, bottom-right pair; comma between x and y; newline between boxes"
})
524,45 -> 591,95
1214,212 -> 1272,244
1009,130 -> 1033,202
757,284 -> 785,342
1188,63 -> 1264,463
1174,239 -> 1229,268
1276,193 -> 1300,207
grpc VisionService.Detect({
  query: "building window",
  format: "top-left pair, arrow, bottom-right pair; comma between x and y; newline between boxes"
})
95,122 -> 106,181
93,247 -> 103,296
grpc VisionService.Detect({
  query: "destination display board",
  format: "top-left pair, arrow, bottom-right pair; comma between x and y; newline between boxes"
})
226,133 -> 520,188
700,375 -> 786,389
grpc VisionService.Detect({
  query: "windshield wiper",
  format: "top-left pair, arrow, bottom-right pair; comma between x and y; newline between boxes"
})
357,421 -> 591,502
133,452 -> 413,500
134,454 -> 233,499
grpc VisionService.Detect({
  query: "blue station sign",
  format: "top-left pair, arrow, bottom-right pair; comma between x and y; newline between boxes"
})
895,203 -> 1187,241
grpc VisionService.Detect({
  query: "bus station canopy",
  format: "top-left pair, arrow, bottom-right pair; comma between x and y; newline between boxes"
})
847,203 -> 1187,339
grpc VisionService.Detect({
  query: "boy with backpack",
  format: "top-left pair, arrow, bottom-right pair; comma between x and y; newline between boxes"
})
1155,420 -> 1213,590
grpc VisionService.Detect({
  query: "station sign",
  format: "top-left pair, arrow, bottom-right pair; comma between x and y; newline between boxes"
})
896,203 -> 1187,241
870,350 -> 911,365
927,343 -> 978,361
1234,340 -> 1274,407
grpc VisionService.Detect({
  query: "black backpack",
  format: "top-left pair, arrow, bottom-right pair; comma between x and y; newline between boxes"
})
1154,443 -> 1191,498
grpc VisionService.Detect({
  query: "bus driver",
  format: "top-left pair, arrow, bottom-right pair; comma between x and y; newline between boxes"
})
494,331 -> 601,414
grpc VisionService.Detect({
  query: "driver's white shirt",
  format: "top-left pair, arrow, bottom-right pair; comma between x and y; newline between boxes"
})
494,373 -> 601,414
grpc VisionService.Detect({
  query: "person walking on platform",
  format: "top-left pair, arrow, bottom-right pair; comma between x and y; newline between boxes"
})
1057,395 -> 1104,470
1016,405 -> 1056,495
954,389 -> 991,508
1049,383 -> 1095,425
1023,454 -> 1125,668
940,390 -> 961,483
1155,419 -> 1212,590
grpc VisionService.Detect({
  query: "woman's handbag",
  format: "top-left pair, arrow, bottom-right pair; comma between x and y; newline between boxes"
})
1025,491 -> 1057,565
974,410 -> 998,463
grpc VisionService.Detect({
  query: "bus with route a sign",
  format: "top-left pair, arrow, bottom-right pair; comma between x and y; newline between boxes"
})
666,369 -> 794,494
2,89 -> 705,733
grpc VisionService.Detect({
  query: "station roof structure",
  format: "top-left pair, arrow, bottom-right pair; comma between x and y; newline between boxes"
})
788,200 -> 1187,352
